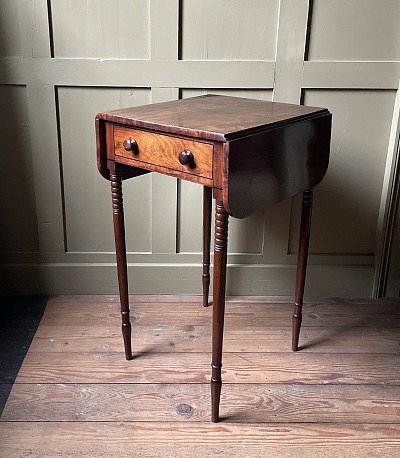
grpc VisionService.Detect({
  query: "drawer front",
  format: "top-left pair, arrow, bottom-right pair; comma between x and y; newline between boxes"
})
114,126 -> 213,179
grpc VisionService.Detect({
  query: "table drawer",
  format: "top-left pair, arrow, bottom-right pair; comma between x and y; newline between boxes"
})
114,126 -> 213,179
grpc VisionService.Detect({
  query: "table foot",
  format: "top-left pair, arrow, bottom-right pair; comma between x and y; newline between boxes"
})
211,372 -> 222,423
292,304 -> 303,352
292,189 -> 313,352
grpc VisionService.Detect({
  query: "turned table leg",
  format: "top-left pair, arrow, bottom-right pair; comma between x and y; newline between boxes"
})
202,186 -> 212,307
292,188 -> 314,352
110,171 -> 133,361
211,200 -> 229,422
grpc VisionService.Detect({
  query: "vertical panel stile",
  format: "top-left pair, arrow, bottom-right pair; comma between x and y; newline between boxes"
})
21,0 -> 65,252
149,0 -> 180,254
385,195 -> 400,297
273,0 -> 309,103
373,78 -> 400,296
26,84 -> 66,253
264,0 -> 310,264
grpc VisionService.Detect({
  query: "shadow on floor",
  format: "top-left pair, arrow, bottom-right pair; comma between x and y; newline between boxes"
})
0,296 -> 48,415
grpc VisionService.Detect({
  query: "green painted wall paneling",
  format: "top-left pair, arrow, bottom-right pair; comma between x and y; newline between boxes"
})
0,0 -> 399,297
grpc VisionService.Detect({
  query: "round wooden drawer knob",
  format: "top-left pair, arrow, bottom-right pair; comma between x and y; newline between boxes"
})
123,138 -> 138,152
178,150 -> 195,167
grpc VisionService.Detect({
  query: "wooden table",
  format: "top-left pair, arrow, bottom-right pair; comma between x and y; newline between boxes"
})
96,95 -> 332,422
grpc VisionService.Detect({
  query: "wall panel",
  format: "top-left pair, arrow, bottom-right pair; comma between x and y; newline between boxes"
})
177,181 -> 265,255
0,1 -> 23,57
181,0 -> 279,60
290,90 -> 396,255
0,85 -> 39,252
51,0 -> 150,58
57,87 -> 152,253
307,0 -> 400,61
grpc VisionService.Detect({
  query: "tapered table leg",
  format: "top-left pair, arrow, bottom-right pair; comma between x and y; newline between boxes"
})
292,189 -> 314,352
111,171 -> 132,361
211,200 -> 229,422
202,186 -> 212,307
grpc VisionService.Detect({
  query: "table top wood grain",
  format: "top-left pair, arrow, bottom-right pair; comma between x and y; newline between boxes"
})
96,95 -> 330,142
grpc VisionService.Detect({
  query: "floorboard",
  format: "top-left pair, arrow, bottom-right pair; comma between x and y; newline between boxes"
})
1,422 -> 400,457
1,295 -> 400,457
0,296 -> 48,414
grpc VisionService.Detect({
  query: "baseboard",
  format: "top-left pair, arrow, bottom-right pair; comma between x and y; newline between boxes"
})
0,263 -> 374,297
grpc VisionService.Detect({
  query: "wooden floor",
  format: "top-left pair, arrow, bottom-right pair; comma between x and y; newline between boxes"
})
0,296 -> 47,414
1,295 -> 400,457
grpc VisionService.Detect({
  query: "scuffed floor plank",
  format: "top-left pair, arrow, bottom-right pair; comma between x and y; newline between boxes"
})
2,383 -> 400,424
40,300 -> 400,328
30,324 -> 400,354
1,422 -> 400,458
15,351 -> 400,385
